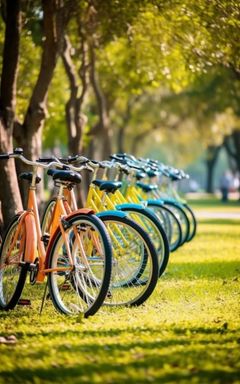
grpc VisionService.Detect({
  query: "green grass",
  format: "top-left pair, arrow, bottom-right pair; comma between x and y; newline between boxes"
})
188,197 -> 240,210
0,217 -> 240,383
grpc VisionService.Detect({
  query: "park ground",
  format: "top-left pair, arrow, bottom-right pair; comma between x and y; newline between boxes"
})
0,198 -> 239,383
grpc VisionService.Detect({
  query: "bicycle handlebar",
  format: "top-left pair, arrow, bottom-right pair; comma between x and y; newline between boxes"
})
0,148 -> 95,173
0,148 -> 63,169
0,148 -> 190,180
0,153 -> 10,160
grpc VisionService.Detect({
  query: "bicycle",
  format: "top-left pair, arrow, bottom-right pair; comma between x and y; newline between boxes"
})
134,158 -> 197,242
84,159 -> 170,277
109,154 -> 183,252
0,148 -> 112,317
41,156 -> 160,307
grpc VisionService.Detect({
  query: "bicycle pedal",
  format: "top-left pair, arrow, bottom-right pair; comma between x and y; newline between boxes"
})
17,299 -> 31,306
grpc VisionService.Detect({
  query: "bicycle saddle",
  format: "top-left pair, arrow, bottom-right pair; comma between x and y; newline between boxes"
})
47,169 -> 82,184
19,172 -> 41,184
136,182 -> 158,193
92,179 -> 122,193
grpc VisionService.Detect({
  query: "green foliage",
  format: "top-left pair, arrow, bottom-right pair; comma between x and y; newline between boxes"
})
16,30 -> 41,121
1,0 -> 239,162
0,211 -> 240,383
94,0 -> 240,158
43,61 -> 69,151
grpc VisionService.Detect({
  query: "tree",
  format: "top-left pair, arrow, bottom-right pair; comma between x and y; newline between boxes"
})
0,0 -> 23,229
205,145 -> 222,193
0,0 -> 75,227
14,0 -> 73,206
56,0 -> 157,160
224,130 -> 240,197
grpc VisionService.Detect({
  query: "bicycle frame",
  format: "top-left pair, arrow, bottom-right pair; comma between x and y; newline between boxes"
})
24,172 -> 74,282
16,165 -> 94,283
61,185 -> 130,250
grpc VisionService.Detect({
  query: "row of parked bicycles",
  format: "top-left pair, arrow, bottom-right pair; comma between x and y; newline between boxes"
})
0,148 -> 197,317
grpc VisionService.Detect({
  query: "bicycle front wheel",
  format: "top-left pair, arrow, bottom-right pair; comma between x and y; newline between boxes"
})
98,214 -> 159,307
0,214 -> 28,310
48,214 -> 112,317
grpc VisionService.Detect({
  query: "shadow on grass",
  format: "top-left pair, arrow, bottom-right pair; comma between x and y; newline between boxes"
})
1,326 -> 239,384
166,260 -> 240,280
1,364 -> 239,384
198,219 -> 240,226
10,323 -> 240,341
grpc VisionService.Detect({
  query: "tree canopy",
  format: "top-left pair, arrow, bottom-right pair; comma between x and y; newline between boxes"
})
0,0 -> 240,227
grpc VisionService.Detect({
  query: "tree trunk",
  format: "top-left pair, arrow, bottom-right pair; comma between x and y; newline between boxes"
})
14,0 -> 68,207
61,32 -> 88,155
205,145 -> 221,193
224,130 -> 240,198
116,96 -> 143,153
88,43 -> 112,160
116,100 -> 133,153
0,0 -> 23,229
232,130 -> 240,170
117,126 -> 126,154
131,134 -> 142,155
131,125 -> 158,155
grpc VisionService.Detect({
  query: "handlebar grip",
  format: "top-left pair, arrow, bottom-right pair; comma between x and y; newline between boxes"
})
89,160 -> 104,168
38,157 -> 57,163
0,153 -> 10,160
58,155 -> 78,163
109,154 -> 125,162
14,148 -> 23,155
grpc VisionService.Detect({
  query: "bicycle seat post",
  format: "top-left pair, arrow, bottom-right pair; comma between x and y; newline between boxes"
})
29,166 -> 39,190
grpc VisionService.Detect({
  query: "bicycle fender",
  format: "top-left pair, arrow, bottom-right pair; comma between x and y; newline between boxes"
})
96,210 -> 127,219
161,198 -> 183,207
65,208 -> 95,219
116,203 -> 145,210
24,211 -> 38,263
146,199 -> 165,206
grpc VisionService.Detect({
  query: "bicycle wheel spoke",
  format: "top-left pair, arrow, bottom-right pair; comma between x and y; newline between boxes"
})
48,215 -> 112,317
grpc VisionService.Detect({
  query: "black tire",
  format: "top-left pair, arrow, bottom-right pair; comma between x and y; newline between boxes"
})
0,214 -> 28,310
99,214 -> 159,307
117,206 -> 169,277
182,203 -> 197,242
163,202 -> 190,245
146,202 -> 182,252
47,213 -> 112,317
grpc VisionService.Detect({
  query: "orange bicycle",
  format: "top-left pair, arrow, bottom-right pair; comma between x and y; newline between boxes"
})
0,148 -> 112,317
41,156 -> 160,307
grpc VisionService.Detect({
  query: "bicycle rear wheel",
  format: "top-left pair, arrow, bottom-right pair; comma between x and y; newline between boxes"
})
147,202 -> 182,252
163,202 -> 190,245
182,203 -> 197,242
0,214 -> 28,310
47,214 -> 112,317
98,214 -> 159,307
117,206 -> 169,277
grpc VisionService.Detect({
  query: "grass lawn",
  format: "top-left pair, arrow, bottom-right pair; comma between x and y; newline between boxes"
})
0,213 -> 240,383
188,197 -> 240,212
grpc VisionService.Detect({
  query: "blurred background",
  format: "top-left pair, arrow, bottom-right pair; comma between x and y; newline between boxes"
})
0,0 -> 240,227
